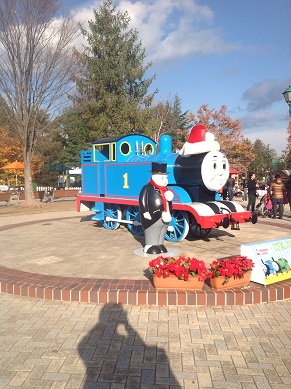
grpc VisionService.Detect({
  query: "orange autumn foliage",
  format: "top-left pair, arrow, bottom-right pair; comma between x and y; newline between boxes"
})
188,104 -> 254,172
0,127 -> 43,185
287,120 -> 291,154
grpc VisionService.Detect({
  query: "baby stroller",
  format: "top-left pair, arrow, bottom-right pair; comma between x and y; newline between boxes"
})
256,193 -> 273,218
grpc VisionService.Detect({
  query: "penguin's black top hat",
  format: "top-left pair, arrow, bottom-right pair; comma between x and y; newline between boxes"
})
150,162 -> 168,175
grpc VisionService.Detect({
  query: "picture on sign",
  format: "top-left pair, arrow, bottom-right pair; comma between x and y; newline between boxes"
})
241,238 -> 291,285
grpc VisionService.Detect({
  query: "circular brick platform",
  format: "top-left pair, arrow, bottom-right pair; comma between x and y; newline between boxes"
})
0,265 -> 291,306
1,216 -> 291,306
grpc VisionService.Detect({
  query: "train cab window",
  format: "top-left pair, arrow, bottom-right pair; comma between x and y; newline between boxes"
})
144,143 -> 154,155
120,142 -> 131,156
111,143 -> 116,161
94,144 -> 110,162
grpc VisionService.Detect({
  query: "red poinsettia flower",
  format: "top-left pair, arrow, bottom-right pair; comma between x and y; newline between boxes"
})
209,256 -> 254,284
147,255 -> 211,281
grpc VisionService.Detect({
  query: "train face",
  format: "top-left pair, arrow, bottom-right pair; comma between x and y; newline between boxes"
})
173,151 -> 229,191
77,132 -> 255,242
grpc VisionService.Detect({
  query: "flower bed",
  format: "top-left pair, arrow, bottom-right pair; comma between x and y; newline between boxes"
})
148,255 -> 211,281
147,255 -> 255,291
148,255 -> 211,290
209,255 -> 255,289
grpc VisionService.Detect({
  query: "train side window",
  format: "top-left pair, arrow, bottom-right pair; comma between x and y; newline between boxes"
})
120,142 -> 131,156
111,143 -> 116,161
94,144 -> 110,162
144,143 -> 154,155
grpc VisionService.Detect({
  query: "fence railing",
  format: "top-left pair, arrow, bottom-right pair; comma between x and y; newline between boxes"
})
36,186 -> 82,192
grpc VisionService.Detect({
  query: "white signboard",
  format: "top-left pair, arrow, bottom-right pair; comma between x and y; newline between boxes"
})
241,237 -> 291,285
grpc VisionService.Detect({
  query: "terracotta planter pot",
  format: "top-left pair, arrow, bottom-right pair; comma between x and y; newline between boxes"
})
210,270 -> 252,290
153,274 -> 204,290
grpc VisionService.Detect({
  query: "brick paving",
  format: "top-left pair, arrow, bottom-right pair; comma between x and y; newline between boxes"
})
0,293 -> 291,388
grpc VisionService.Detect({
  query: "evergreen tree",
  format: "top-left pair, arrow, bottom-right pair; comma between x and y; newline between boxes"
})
72,0 -> 156,139
141,95 -> 192,151
52,108 -> 91,167
248,140 -> 275,181
281,147 -> 291,170
168,95 -> 192,150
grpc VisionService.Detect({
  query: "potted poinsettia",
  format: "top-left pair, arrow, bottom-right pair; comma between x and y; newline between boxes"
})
148,255 -> 211,290
209,255 -> 255,290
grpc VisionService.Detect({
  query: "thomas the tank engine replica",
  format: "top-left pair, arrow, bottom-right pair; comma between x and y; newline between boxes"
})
77,126 -> 256,242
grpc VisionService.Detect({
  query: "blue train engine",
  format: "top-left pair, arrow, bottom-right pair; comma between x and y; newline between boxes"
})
77,125 -> 256,242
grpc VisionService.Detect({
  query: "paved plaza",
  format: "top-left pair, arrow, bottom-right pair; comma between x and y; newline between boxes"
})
0,203 -> 291,279
0,200 -> 291,388
0,294 -> 291,389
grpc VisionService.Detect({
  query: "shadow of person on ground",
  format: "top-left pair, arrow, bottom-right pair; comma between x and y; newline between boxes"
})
78,303 -> 182,388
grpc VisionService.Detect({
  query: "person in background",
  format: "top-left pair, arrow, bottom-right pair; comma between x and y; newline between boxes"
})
247,172 -> 257,213
227,174 -> 235,201
285,174 -> 291,214
222,181 -> 228,200
241,174 -> 248,201
270,174 -> 286,219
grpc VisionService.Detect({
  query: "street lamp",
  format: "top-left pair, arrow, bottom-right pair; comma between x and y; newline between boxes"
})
283,85 -> 291,116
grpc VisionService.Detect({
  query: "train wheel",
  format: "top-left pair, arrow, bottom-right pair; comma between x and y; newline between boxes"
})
190,224 -> 212,239
103,204 -> 121,230
126,206 -> 144,235
165,210 -> 189,242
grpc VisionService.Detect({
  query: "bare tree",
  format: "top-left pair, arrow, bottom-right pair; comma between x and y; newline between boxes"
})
0,0 -> 79,204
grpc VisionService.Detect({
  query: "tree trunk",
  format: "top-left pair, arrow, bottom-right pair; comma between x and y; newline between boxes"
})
23,152 -> 38,206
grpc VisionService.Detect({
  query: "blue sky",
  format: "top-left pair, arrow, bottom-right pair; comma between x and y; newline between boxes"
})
64,0 -> 291,155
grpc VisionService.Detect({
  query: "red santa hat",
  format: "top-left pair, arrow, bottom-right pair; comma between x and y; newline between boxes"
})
188,125 -> 208,143
179,125 -> 220,156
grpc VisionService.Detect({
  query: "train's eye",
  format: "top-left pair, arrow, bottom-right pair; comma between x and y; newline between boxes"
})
213,162 -> 217,169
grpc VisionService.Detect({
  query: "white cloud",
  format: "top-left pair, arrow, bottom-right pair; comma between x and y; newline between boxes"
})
242,78 -> 291,111
241,110 -> 278,130
244,127 -> 288,155
120,0 -> 244,62
72,0 -> 244,63
240,109 -> 289,154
